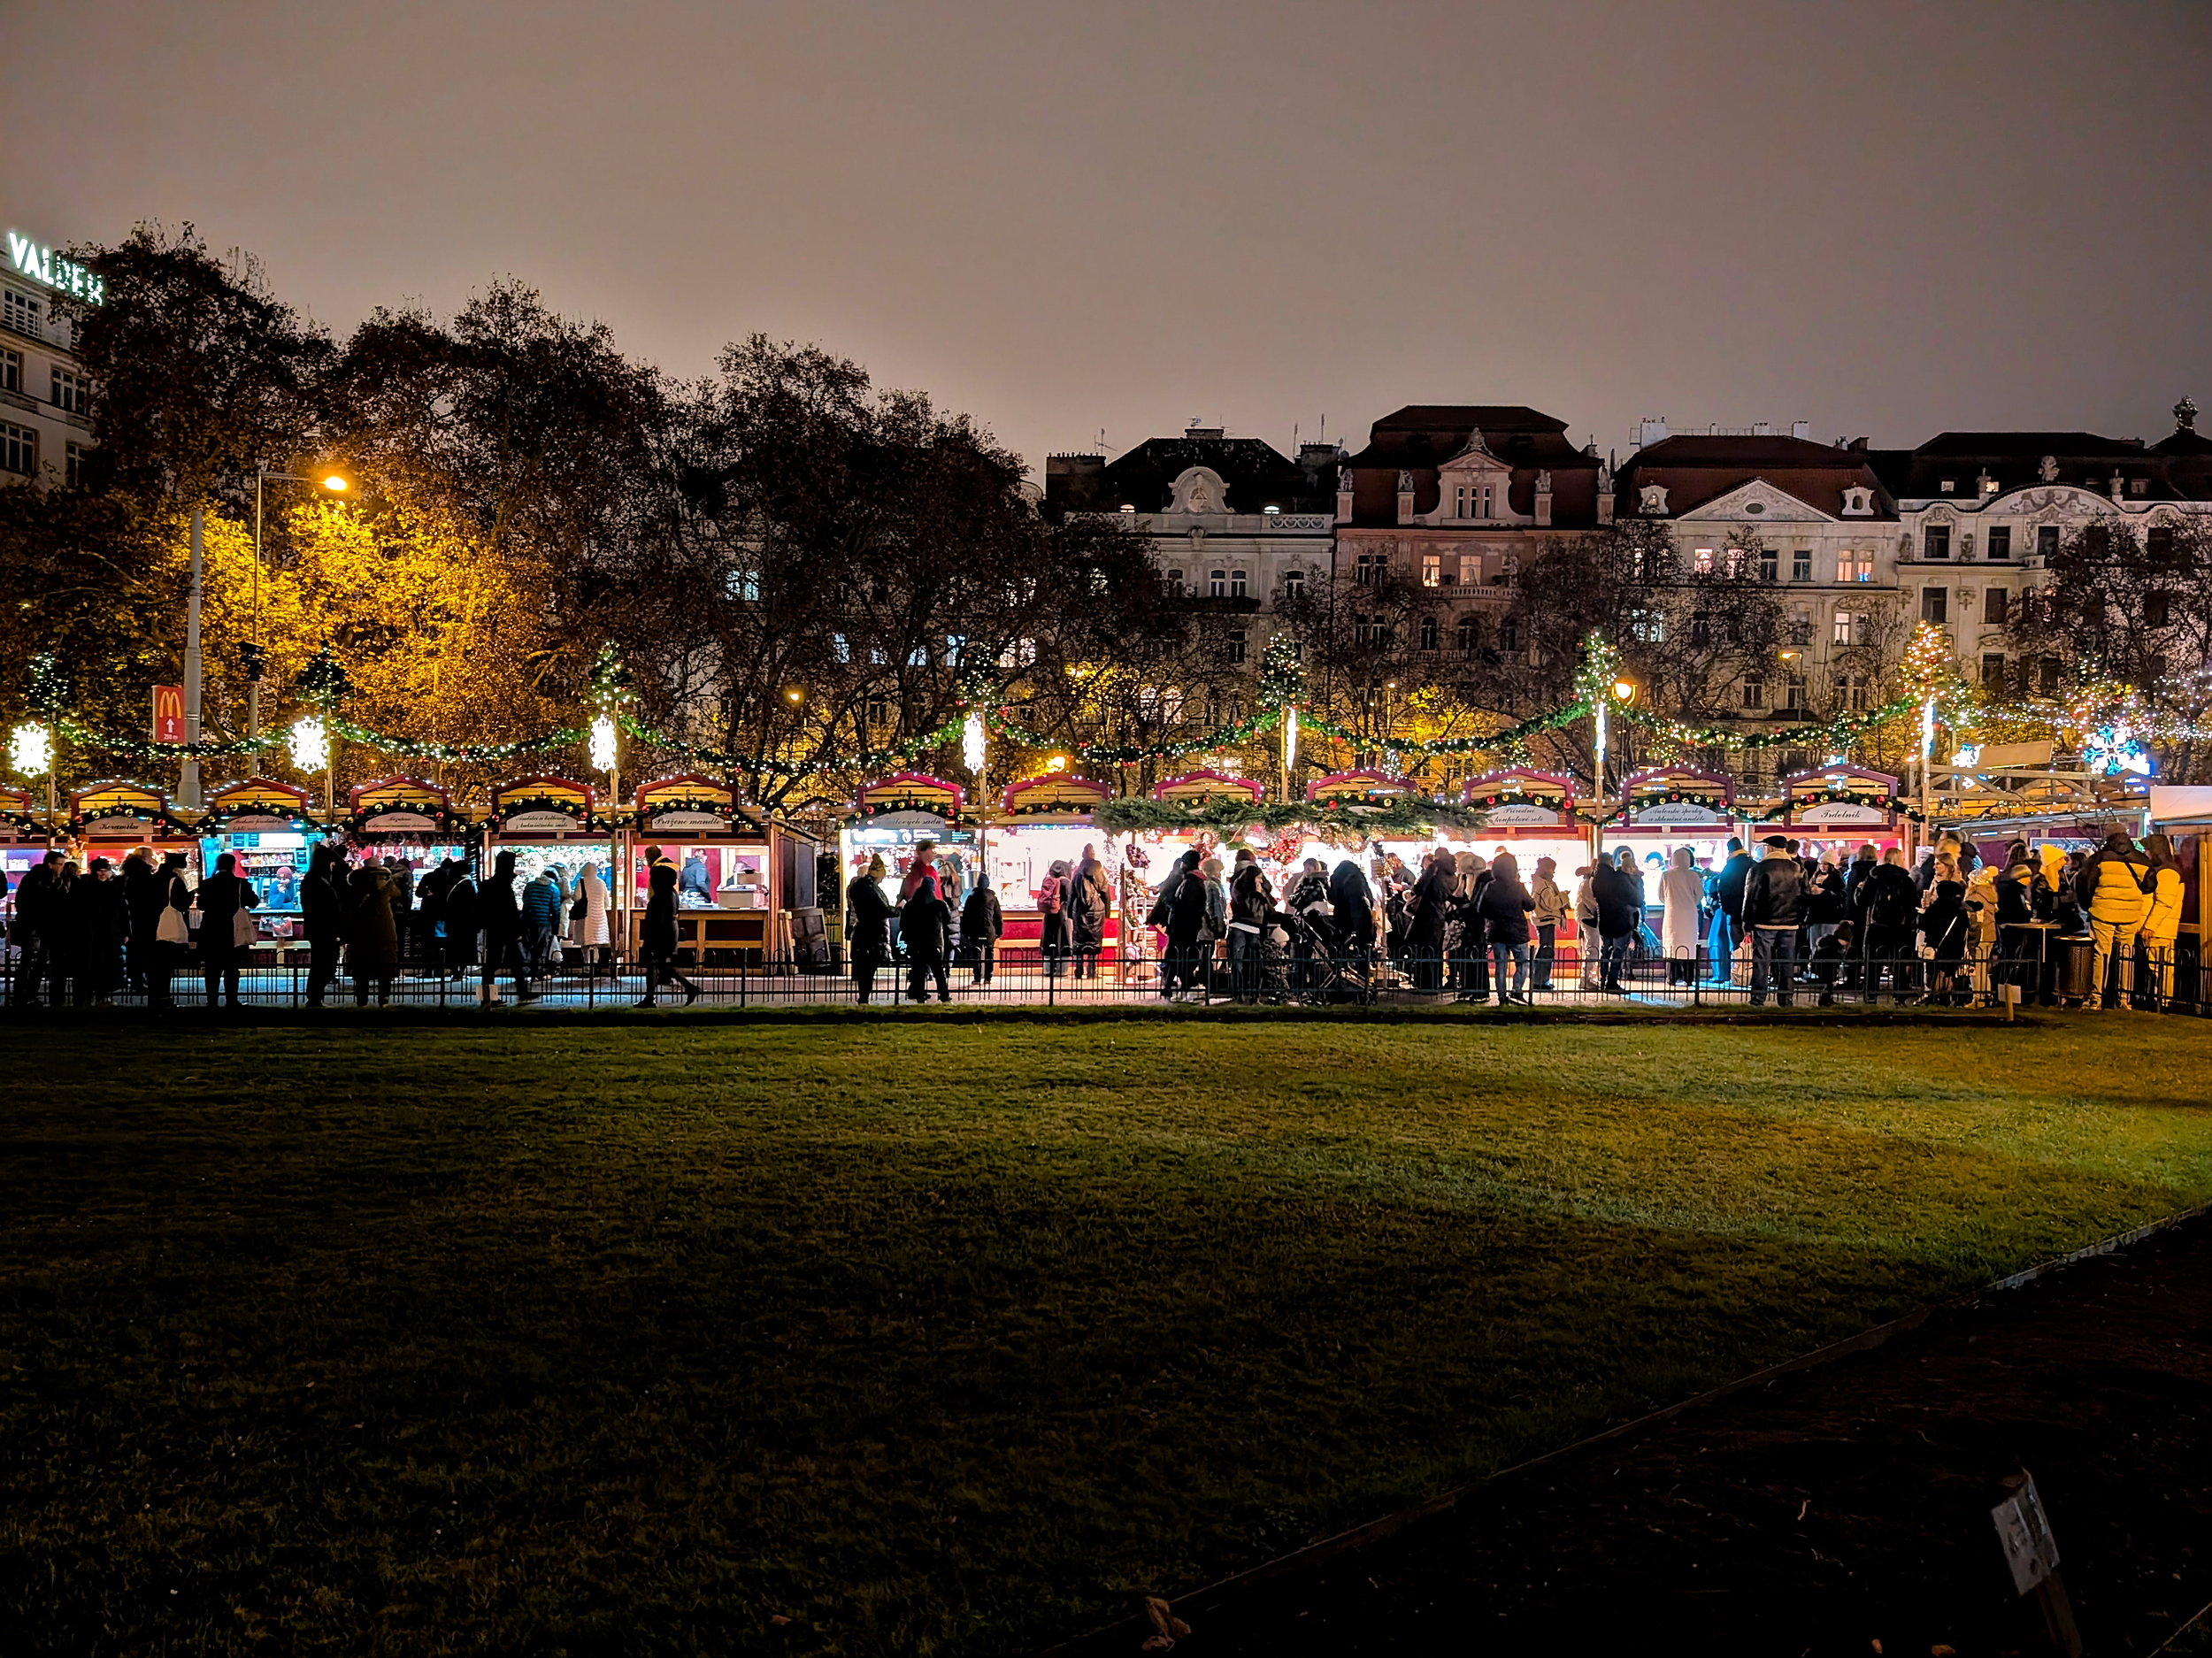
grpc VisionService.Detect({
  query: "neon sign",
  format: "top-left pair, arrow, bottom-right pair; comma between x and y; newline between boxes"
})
4,232 -> 103,305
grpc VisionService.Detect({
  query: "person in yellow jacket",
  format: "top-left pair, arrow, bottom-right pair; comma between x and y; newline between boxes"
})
2077,829 -> 2154,1010
2138,832 -> 2186,1009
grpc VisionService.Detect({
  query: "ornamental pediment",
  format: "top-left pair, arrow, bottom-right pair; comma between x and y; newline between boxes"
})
1676,480 -> 1831,525
1987,485 -> 2120,518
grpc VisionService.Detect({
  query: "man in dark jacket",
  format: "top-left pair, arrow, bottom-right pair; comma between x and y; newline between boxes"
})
301,846 -> 349,1008
1741,837 -> 1808,1007
1148,849 -> 1202,999
1068,844 -> 1112,979
480,849 -> 536,1004
960,879 -> 1003,986
71,857 -> 131,1004
1589,856 -> 1642,994
12,848 -> 65,1007
1709,837 -> 1753,982
902,874 -> 953,1003
1854,847 -> 1922,1001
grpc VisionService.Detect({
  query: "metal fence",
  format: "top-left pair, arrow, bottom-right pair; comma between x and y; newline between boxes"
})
2,933 -> 2203,1015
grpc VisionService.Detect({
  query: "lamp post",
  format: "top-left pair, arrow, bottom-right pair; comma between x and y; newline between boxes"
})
250,468 -> 349,741
1593,677 -> 1635,862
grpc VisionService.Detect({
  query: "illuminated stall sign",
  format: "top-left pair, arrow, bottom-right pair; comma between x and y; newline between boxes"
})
634,773 -> 757,836
200,778 -> 315,833
1621,766 -> 1734,826
855,772 -> 965,822
1461,768 -> 1575,827
1778,765 -> 1898,828
1306,769 -> 1417,804
1149,770 -> 1265,806
489,775 -> 597,835
1002,774 -> 1111,818
349,776 -> 458,833
69,780 -> 187,837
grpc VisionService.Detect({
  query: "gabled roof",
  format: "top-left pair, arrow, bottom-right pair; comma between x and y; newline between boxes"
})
1346,405 -> 1595,472
1867,431 -> 2184,502
1616,434 -> 1893,520
1045,434 -> 1336,514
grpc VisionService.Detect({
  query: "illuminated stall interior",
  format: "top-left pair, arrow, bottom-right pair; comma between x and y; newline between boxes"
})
985,773 -> 1117,964
1607,766 -> 1741,879
1456,767 -> 1591,881
0,785 -> 51,894
1769,765 -> 1904,862
841,774 -> 975,912
346,777 -> 472,887
197,779 -> 323,935
629,773 -> 786,966
484,774 -> 612,891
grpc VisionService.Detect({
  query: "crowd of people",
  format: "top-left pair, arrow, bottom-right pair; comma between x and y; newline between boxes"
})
4,824 -> 2191,1016
0,842 -> 677,1009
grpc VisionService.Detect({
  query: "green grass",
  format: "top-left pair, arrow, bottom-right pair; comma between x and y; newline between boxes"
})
4,1017 -> 2211,1655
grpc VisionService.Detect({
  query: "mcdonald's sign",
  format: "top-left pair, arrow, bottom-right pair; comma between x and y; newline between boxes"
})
151,685 -> 186,745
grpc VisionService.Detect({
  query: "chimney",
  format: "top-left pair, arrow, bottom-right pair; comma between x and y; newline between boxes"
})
1045,453 -> 1105,511
1791,420 -> 1810,441
1636,418 -> 1669,449
1752,420 -> 1772,437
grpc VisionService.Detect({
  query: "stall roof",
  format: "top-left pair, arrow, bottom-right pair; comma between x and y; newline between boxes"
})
1151,770 -> 1265,804
1307,768 -> 1416,802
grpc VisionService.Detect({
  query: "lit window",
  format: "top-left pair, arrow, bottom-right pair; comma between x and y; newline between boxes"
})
1940,479 -> 1955,494
1421,553 -> 1441,587
1630,607 -> 1664,643
830,633 -> 849,663
725,564 -> 759,602
1832,610 -> 1861,646
1839,551 -> 1873,582
1694,547 -> 1715,574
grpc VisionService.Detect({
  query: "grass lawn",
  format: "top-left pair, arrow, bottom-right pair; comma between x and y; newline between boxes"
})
4,1016 -> 2212,1656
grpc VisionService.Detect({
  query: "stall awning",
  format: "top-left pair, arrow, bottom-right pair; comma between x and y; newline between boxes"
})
633,772 -> 765,836
856,773 -> 965,820
1150,770 -> 1264,806
348,776 -> 464,834
1461,768 -> 1575,826
1002,773 -> 1110,817
200,777 -> 317,833
489,775 -> 599,834
69,780 -> 194,837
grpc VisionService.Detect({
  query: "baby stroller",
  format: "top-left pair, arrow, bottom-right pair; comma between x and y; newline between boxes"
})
1276,907 -> 1376,1006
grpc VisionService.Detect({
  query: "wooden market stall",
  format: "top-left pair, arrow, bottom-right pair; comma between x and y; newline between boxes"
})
839,772 -> 976,920
1765,765 -> 1906,859
0,784 -> 54,900
69,780 -> 200,871
196,778 -> 324,955
984,772 -> 1118,968
483,777 -> 613,966
626,773 -> 822,968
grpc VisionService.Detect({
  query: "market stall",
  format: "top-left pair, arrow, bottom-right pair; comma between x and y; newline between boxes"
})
626,773 -> 810,968
483,776 -> 612,966
984,773 -> 1119,968
196,779 -> 324,951
1604,766 -> 1741,881
344,776 -> 473,881
0,785 -> 54,901
839,775 -> 976,929
1764,765 -> 1906,862
1458,768 -> 1587,872
68,781 -> 201,878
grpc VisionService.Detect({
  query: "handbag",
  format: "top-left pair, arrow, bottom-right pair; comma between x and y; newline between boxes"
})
232,910 -> 257,949
157,904 -> 188,946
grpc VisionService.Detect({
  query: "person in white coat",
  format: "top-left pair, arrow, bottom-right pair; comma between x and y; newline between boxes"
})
1659,846 -> 1705,986
573,860 -> 613,969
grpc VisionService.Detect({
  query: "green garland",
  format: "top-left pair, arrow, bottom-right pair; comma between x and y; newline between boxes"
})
617,711 -> 966,779
328,718 -> 583,764
1093,796 -> 1490,835
1615,691 -> 1924,753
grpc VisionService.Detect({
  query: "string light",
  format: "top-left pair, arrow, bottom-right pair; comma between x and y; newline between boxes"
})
590,713 -> 618,773
962,710 -> 986,774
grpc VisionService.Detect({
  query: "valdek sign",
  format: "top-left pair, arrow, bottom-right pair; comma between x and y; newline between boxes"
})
6,232 -> 103,304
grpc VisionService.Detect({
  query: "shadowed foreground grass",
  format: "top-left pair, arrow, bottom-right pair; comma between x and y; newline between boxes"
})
4,1017 -> 2211,1655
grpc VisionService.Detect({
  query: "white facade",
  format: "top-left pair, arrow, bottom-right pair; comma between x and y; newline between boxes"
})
0,225 -> 96,488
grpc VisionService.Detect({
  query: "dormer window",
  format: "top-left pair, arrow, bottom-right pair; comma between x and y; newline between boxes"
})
1940,479 -> 1956,494
1639,483 -> 1670,516
1840,486 -> 1873,516
2130,479 -> 2148,496
1454,482 -> 1494,519
1262,503 -> 1281,515
1119,503 -> 1136,515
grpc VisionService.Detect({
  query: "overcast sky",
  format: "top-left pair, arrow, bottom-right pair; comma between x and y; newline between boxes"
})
19,0 -> 2212,472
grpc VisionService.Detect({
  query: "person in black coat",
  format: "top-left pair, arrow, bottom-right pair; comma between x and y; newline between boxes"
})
441,864 -> 480,978
136,852 -> 191,1007
960,878 -> 1003,986
636,859 -> 702,1007
1326,858 -> 1377,979
1709,837 -> 1754,967
1740,838 -> 1808,1007
480,848 -> 536,1004
1407,850 -> 1457,994
1588,856 -> 1641,993
902,873 -> 953,1003
847,856 -> 895,1003
68,857 -> 128,1004
1151,849 -> 1206,1000
300,845 -> 349,1008
1067,844 -> 1112,979
11,848 -> 65,1007
195,851 -> 258,1009
1853,848 -> 1923,1002
1474,851 -> 1535,1006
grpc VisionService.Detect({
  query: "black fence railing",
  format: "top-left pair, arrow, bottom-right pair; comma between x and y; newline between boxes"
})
2,933 -> 2203,1015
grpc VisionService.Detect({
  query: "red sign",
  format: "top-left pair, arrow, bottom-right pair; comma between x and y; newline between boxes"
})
152,685 -> 186,745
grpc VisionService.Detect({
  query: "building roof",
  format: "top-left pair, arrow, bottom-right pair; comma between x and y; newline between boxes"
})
1614,434 -> 1894,520
1345,404 -> 1594,472
1043,433 -> 1337,515
1867,430 -> 2190,502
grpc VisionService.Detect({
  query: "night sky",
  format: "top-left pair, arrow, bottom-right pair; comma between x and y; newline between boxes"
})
21,0 -> 2212,470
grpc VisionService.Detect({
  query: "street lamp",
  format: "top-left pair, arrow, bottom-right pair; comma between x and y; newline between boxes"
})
249,467 -> 350,741
1594,677 -> 1635,861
